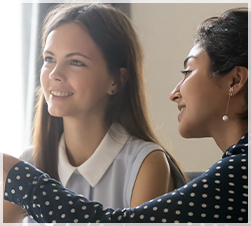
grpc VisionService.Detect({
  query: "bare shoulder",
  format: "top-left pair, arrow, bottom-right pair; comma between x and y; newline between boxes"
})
142,149 -> 169,166
137,150 -> 171,185
130,150 -> 173,208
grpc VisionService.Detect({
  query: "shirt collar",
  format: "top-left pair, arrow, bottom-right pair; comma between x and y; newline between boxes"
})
58,123 -> 130,187
58,133 -> 76,187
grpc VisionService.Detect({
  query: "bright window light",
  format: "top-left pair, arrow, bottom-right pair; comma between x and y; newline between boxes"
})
0,3 -> 23,158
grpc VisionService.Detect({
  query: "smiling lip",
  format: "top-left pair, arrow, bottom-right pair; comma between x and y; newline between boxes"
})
50,90 -> 73,97
178,105 -> 186,112
49,90 -> 73,101
177,105 -> 186,122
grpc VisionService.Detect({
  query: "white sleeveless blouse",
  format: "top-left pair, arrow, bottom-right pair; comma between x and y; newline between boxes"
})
22,123 -> 185,223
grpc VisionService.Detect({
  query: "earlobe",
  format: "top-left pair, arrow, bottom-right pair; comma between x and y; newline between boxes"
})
108,80 -> 117,95
108,67 -> 128,95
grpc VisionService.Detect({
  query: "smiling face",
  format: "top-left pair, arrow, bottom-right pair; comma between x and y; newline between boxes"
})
170,44 -> 228,138
41,22 -> 115,119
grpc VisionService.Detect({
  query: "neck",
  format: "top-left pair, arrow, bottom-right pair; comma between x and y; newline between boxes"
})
212,119 -> 247,152
63,115 -> 111,167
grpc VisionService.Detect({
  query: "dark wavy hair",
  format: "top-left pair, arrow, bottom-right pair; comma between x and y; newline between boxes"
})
194,8 -> 248,120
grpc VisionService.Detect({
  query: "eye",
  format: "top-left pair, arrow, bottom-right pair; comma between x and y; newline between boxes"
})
181,70 -> 192,77
70,60 -> 86,67
44,56 -> 55,63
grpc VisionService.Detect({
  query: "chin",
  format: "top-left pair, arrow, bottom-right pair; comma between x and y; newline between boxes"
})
179,130 -> 192,139
48,107 -> 65,118
48,112 -> 63,118
178,126 -> 206,139
178,126 -> 189,138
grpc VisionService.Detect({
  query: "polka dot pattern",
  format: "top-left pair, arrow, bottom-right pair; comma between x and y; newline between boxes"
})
4,133 -> 248,223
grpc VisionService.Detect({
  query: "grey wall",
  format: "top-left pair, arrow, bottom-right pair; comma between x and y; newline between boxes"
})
130,3 -> 247,172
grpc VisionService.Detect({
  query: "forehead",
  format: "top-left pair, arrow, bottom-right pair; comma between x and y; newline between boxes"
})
188,44 -> 205,57
184,44 -> 210,68
45,23 -> 89,47
43,22 -> 101,59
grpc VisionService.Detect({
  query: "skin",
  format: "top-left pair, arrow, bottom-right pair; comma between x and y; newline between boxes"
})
3,22 -> 172,222
42,22 -> 116,165
170,44 -> 248,152
130,151 -> 174,208
42,23 -> 116,120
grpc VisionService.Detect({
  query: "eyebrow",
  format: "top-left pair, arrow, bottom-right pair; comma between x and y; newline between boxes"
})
183,55 -> 196,68
43,51 -> 92,61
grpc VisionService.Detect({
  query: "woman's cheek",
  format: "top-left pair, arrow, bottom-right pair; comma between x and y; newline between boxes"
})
180,74 -> 195,97
40,70 -> 50,100
40,66 -> 48,84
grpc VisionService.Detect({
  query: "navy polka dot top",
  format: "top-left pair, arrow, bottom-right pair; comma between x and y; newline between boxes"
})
4,133 -> 248,223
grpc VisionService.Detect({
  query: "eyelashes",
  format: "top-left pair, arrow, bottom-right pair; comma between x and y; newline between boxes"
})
69,60 -> 86,67
181,70 -> 192,77
43,57 -> 86,67
44,56 -> 55,63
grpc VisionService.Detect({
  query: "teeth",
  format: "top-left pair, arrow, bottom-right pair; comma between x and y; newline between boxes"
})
181,107 -> 186,112
51,91 -> 73,97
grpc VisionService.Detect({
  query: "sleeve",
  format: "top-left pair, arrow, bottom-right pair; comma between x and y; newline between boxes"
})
4,153 -> 247,223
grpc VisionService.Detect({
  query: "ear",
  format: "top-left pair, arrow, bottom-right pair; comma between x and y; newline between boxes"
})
107,68 -> 128,95
226,66 -> 248,96
119,68 -> 128,87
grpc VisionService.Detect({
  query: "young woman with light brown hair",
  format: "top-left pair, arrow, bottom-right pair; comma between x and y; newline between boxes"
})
3,3 -> 185,223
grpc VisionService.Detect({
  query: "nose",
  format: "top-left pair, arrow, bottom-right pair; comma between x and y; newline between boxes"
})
170,82 -> 182,103
49,64 -> 66,82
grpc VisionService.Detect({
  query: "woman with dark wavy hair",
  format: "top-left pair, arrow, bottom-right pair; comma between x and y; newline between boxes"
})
3,7 -> 248,223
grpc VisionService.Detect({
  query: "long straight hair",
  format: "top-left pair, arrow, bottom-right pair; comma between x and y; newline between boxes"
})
32,3 -> 186,183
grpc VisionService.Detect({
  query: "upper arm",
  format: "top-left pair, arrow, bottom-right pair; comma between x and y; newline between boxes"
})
130,150 -> 174,208
3,154 -> 28,222
3,199 -> 28,223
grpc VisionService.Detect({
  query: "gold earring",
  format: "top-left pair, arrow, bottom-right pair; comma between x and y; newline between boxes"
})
223,87 -> 233,121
